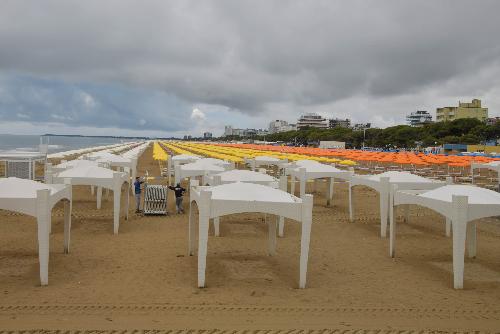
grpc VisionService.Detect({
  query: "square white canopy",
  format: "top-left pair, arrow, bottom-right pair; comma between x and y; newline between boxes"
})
390,184 -> 500,289
174,160 -> 231,185
188,181 -> 314,288
50,159 -> 101,174
204,169 -> 288,237
172,154 -> 200,163
0,177 -> 72,285
51,165 -> 129,234
349,171 -> 449,237
245,155 -> 288,171
471,161 -> 500,189
288,160 -> 353,206
166,154 -> 200,184
84,152 -> 134,176
206,169 -> 279,187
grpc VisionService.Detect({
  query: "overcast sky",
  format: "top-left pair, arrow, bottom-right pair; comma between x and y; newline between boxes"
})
1,0 -> 500,137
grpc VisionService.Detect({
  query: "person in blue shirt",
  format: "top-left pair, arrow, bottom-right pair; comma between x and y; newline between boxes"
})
134,176 -> 144,213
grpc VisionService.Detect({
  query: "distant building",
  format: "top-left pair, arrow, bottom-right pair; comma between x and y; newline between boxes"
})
406,110 -> 432,127
319,141 -> 345,149
329,118 -> 351,128
436,99 -> 488,122
352,123 -> 371,130
486,117 -> 500,126
224,125 -> 233,136
232,128 -> 243,136
243,129 -> 257,137
224,125 -> 267,138
268,120 -> 296,133
203,132 -> 213,139
297,113 -> 328,129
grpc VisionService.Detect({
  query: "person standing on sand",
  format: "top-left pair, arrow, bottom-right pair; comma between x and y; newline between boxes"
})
169,183 -> 186,214
134,176 -> 144,213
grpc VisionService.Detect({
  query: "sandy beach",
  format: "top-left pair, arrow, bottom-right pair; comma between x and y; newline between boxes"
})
1,145 -> 500,331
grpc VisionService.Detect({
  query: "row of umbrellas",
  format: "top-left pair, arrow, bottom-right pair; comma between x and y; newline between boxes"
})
216,143 -> 499,167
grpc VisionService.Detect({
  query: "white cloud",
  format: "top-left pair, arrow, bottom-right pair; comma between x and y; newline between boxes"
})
190,107 -> 206,121
79,91 -> 96,109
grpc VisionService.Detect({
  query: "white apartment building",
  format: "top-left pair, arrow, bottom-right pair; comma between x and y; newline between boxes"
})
296,113 -> 328,129
268,120 -> 297,133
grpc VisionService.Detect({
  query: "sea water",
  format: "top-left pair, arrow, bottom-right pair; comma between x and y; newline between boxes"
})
0,134 -> 131,154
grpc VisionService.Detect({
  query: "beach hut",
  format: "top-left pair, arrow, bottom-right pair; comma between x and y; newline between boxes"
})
0,151 -> 47,180
389,184 -> 500,289
51,165 -> 129,234
0,177 -> 72,285
349,171 -> 450,237
205,169 -> 288,237
188,181 -> 313,288
288,160 -> 353,206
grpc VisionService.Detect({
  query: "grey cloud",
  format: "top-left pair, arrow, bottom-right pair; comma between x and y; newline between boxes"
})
0,0 -> 500,130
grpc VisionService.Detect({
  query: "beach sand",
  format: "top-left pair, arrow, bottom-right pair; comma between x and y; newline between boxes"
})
1,145 -> 500,331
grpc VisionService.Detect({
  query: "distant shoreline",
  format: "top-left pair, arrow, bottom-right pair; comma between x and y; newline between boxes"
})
42,133 -> 151,140
0,133 -> 181,140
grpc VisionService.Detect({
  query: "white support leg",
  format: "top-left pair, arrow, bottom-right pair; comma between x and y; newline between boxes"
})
379,177 -> 390,238
197,190 -> 211,288
451,195 -> 468,289
113,189 -> 120,234
36,189 -> 51,286
125,184 -> 130,221
268,216 -> 277,256
213,217 -> 220,237
63,199 -> 72,254
91,185 -> 95,195
467,221 -> 477,258
278,175 -> 287,237
445,176 -> 453,237
300,178 -> 306,198
167,157 -> 172,186
188,200 -> 196,256
389,186 -> 396,257
278,216 -> 285,237
445,218 -> 451,237
349,183 -> 353,222
131,158 -> 138,191
326,177 -> 334,206
299,168 -> 307,199
97,186 -> 102,209
112,174 -> 122,235
299,195 -> 313,289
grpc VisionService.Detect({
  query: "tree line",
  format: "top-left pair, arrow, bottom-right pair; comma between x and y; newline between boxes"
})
219,119 -> 500,149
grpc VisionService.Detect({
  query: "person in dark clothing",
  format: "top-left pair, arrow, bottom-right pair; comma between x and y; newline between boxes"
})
169,183 -> 186,213
134,176 -> 144,213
